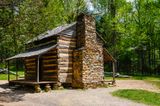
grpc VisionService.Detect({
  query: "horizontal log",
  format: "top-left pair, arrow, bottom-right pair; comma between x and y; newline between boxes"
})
42,61 -> 57,65
58,42 -> 76,46
58,55 -> 73,60
42,58 -> 57,62
43,70 -> 57,73
58,64 -> 72,67
59,67 -> 72,70
42,55 -> 57,59
58,55 -> 73,59
43,64 -> 57,67
25,60 -> 36,64
58,44 -> 76,48
26,38 -> 57,50
59,69 -> 72,73
43,59 -> 57,63
58,60 -> 72,63
26,66 -> 36,69
59,39 -> 76,44
25,63 -> 36,66
58,48 -> 73,52
58,46 -> 75,49
43,66 -> 58,70
58,53 -> 72,57
59,62 -> 72,65
59,36 -> 76,41
33,41 -> 56,49
58,51 -> 73,54
25,58 -> 36,62
42,76 -> 58,79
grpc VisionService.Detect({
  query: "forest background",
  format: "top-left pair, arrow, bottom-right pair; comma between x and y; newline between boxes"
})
1,0 -> 160,76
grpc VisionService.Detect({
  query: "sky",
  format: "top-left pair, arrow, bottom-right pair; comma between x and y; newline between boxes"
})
84,0 -> 135,14
126,0 -> 134,2
84,0 -> 94,12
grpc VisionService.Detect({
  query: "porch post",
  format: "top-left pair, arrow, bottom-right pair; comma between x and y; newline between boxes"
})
37,55 -> 40,83
16,59 -> 18,80
112,61 -> 116,84
7,61 -> 10,81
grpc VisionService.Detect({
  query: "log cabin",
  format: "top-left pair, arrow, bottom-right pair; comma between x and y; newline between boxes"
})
6,13 -> 116,89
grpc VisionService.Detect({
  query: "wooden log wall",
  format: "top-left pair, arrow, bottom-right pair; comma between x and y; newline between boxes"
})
26,36 -> 57,51
24,36 -> 58,82
24,56 -> 37,81
57,35 -> 76,83
41,48 -> 58,81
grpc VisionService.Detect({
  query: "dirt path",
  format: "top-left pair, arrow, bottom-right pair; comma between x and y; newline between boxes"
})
0,80 -> 159,106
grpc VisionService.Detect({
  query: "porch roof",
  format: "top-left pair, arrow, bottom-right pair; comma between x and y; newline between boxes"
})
6,44 -> 57,61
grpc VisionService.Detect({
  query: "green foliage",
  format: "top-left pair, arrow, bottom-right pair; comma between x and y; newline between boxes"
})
112,89 -> 160,106
0,0 -> 160,75
0,0 -> 85,63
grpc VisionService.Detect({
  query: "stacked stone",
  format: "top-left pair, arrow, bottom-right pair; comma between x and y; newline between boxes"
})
82,15 -> 104,88
73,13 -> 104,88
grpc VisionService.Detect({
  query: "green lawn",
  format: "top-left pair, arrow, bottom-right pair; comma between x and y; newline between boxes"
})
0,71 -> 24,80
0,64 -> 24,80
112,89 -> 160,106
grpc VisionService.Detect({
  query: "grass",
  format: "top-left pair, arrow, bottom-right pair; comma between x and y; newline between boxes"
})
0,64 -> 24,80
0,71 -> 24,80
112,89 -> 160,106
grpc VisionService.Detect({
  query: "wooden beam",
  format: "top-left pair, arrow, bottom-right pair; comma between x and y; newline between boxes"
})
37,56 -> 40,83
59,39 -> 76,44
26,62 -> 36,66
16,59 -> 18,80
43,70 -> 57,73
25,58 -> 36,62
43,64 -> 57,67
58,45 -> 76,48
59,36 -> 76,42
43,59 -> 57,63
7,61 -> 10,81
112,62 -> 116,84
42,56 -> 57,59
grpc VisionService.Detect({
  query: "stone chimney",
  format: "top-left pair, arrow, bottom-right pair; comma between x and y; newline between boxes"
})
73,13 -> 104,88
76,13 -> 97,48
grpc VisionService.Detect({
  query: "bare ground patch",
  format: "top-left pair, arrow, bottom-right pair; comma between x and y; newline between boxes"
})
0,80 -> 159,106
115,80 -> 160,92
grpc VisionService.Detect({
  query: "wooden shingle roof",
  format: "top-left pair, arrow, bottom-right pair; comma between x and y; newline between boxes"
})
6,44 -> 57,60
27,22 -> 76,44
